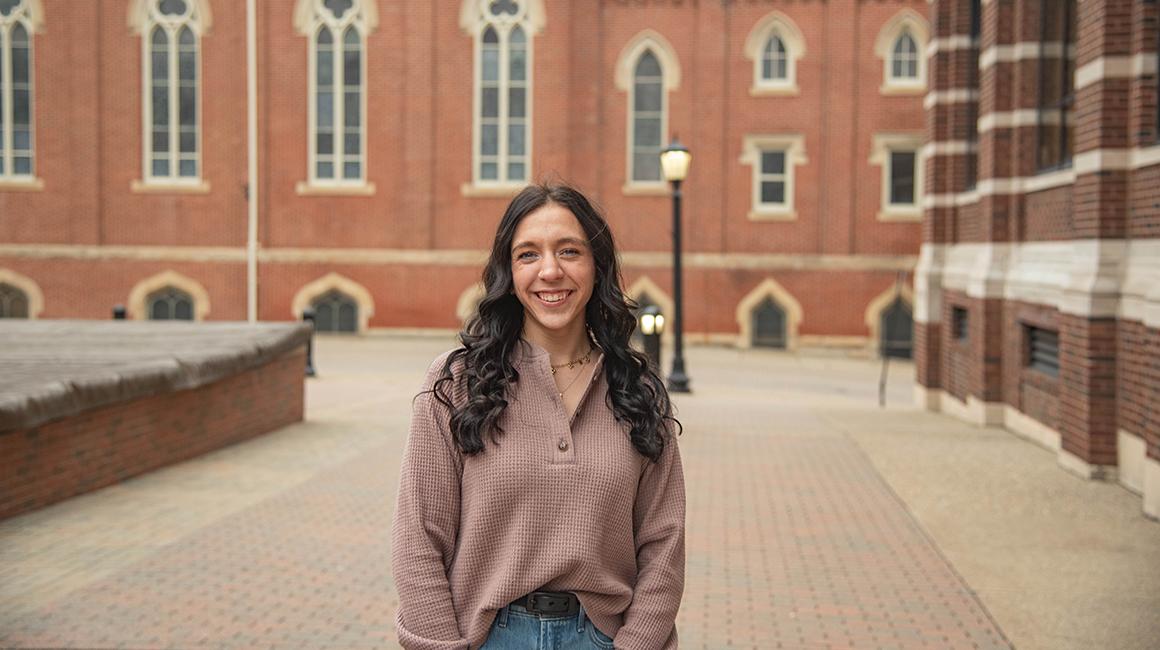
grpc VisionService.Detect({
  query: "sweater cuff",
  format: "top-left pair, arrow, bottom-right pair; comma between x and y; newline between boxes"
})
395,610 -> 470,650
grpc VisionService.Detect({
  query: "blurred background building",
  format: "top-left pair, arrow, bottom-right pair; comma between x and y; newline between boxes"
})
917,0 -> 1160,517
0,0 -> 927,356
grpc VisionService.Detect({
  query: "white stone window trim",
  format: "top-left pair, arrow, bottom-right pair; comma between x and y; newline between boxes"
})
615,30 -> 681,195
0,266 -> 44,318
739,134 -> 806,221
290,271 -> 375,334
294,0 -> 378,192
875,9 -> 929,95
130,0 -> 210,188
870,133 -> 923,221
459,0 -> 545,194
127,269 -> 211,321
0,0 -> 43,185
743,11 -> 805,97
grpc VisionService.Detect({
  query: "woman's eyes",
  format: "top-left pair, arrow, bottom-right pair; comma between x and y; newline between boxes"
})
515,248 -> 582,261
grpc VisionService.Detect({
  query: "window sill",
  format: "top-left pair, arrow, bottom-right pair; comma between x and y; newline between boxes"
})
460,182 -> 525,198
622,182 -> 670,197
131,179 -> 211,194
295,181 -> 376,196
749,84 -> 800,97
748,209 -> 797,222
0,177 -> 45,192
877,207 -> 922,222
879,82 -> 925,96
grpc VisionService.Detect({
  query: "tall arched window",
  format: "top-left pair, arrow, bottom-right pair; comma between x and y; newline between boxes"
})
874,10 -> 928,94
142,0 -> 204,182
302,0 -> 370,185
0,0 -> 37,180
465,0 -> 538,186
631,50 -> 664,183
312,289 -> 358,333
762,37 -> 787,82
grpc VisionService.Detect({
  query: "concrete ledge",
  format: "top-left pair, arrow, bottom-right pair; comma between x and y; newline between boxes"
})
0,320 -> 311,432
1118,429 -> 1146,495
1144,456 -> 1160,520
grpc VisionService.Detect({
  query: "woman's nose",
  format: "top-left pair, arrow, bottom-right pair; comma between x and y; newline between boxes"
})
538,256 -> 564,280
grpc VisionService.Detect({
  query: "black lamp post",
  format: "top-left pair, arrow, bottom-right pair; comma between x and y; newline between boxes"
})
660,138 -> 692,393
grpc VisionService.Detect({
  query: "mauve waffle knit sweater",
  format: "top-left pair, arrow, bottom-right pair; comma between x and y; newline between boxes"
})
391,340 -> 685,649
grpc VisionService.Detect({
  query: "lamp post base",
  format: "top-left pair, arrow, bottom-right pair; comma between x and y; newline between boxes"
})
667,368 -> 691,393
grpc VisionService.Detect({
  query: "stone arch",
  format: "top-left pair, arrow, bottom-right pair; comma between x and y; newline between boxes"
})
291,272 -> 374,333
458,0 -> 546,36
614,29 -> 681,92
293,0 -> 379,35
0,268 -> 44,318
865,282 -> 915,357
127,0 -> 213,35
873,8 -> 929,92
735,278 -> 803,350
127,270 -> 211,321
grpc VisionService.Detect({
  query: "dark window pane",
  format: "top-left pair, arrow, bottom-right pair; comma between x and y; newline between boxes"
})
160,0 -> 188,17
481,124 -> 498,155
14,157 -> 30,174
12,88 -> 27,125
179,86 -> 195,126
153,130 -> 169,153
151,299 -> 170,319
152,27 -> 168,47
510,25 -> 525,44
344,49 -> 360,86
13,128 -> 29,150
324,0 -> 353,19
344,132 -> 359,155
317,92 -> 333,126
13,43 -> 29,83
508,162 -> 525,180
510,46 -> 526,81
152,50 -> 168,81
174,298 -> 193,320
179,159 -> 196,176
153,158 -> 169,176
480,161 -> 498,180
508,124 -> 525,155
762,58 -> 772,80
634,117 -> 661,147
180,130 -> 195,153
482,46 -> 499,81
337,302 -> 356,332
343,161 -> 360,178
890,151 -> 915,204
344,91 -> 359,126
317,50 -> 333,86
482,26 -> 498,44
317,132 -> 333,155
633,152 -> 660,181
152,87 -> 169,126
178,25 -> 194,46
317,161 -> 334,178
634,81 -> 662,112
0,284 -> 30,319
317,27 -> 333,45
179,51 -> 196,82
753,298 -> 786,348
508,87 -> 525,118
343,26 -> 358,47
482,88 -> 499,118
761,151 -> 784,174
760,181 -> 785,204
776,58 -> 787,79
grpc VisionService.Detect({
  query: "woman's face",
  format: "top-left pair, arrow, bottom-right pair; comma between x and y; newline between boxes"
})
509,202 -> 596,342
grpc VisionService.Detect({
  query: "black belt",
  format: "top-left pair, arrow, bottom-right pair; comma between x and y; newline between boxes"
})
510,591 -> 580,616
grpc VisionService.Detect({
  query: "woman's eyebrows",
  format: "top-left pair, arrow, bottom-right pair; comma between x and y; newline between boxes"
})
511,237 -> 590,250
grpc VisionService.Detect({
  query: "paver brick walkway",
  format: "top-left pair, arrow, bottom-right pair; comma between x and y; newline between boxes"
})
1,334 -> 1125,649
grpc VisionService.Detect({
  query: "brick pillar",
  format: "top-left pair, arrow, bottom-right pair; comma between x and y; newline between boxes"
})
1058,315 -> 1118,472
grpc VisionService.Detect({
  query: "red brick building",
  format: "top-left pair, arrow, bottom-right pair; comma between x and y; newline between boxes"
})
917,0 -> 1160,518
1,0 -> 928,354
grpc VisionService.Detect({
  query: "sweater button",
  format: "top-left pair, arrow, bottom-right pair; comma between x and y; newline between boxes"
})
558,439 -> 569,451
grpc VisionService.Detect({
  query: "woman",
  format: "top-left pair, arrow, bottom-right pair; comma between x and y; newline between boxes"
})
391,183 -> 685,650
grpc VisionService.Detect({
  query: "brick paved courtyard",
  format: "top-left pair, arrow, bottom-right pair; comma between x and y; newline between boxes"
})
2,336 -> 1158,649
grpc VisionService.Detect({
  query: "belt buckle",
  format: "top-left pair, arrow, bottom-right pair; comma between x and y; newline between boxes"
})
527,591 -> 571,615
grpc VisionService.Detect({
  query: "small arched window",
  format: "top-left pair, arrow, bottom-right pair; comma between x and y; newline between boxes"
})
0,0 -> 37,179
752,297 -> 787,349
762,36 -> 788,82
148,286 -> 195,320
0,282 -> 30,318
890,32 -> 919,81
312,290 -> 358,333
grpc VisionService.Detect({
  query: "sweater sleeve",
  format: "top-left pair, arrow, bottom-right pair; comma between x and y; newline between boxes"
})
391,355 -> 470,650
615,431 -> 686,650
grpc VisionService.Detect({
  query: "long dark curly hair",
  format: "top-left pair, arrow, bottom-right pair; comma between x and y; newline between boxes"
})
430,183 -> 680,462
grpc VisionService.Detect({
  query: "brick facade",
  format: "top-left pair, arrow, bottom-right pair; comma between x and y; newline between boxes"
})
0,0 -> 929,353
918,0 -> 1160,518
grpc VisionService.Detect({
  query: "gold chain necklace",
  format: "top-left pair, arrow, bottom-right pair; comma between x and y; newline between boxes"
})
549,348 -> 592,376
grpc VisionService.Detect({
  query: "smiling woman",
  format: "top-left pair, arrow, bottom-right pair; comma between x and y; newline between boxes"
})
391,183 -> 686,650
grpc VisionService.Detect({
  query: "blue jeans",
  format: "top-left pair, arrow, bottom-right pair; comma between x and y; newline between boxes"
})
479,603 -> 615,650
